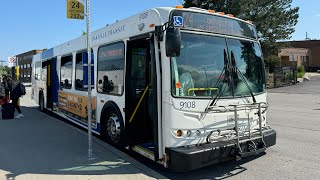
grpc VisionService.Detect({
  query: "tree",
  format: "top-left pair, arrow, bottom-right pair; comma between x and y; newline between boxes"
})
183,0 -> 299,71
0,66 -> 12,77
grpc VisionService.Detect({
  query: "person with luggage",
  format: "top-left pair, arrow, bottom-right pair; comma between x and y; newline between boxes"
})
7,77 -> 24,119
1,76 -> 10,105
0,77 -> 6,104
2,77 -> 25,119
1,76 -> 14,119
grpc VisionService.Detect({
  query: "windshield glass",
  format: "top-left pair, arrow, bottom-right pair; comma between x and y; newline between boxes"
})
171,33 -> 265,98
228,39 -> 266,96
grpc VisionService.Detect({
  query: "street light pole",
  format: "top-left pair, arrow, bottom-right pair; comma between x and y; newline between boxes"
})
86,0 -> 93,160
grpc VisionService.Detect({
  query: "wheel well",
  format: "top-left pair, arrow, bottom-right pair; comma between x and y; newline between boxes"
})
100,101 -> 123,129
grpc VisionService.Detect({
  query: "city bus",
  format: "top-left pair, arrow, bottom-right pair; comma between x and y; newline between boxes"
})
31,6 -> 276,171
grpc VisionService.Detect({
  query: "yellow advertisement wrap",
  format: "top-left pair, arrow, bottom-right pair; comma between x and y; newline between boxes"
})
67,0 -> 84,20
58,91 -> 96,126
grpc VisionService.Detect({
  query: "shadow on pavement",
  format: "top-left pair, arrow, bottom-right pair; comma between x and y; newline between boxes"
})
0,106 -> 156,179
130,143 -> 266,180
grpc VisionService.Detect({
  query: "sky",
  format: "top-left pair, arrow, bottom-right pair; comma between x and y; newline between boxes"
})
0,0 -> 318,65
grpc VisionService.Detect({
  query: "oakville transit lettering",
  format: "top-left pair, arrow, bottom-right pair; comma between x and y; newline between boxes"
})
92,25 -> 126,41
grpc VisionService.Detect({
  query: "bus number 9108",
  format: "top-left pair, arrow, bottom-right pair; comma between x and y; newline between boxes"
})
180,101 -> 196,109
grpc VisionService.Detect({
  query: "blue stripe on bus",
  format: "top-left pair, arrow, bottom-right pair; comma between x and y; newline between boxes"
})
41,48 -> 54,60
53,58 -> 59,104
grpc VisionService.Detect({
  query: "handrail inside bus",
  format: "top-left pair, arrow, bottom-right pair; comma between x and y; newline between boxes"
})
187,87 -> 218,96
129,84 -> 150,123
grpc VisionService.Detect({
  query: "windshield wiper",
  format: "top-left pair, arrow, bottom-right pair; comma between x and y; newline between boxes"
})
207,50 -> 230,108
230,51 -> 256,103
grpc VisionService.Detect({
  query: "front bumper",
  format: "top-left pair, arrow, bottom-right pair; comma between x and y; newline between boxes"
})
165,128 -> 276,172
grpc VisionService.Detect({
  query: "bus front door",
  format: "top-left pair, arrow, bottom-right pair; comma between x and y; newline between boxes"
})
125,37 -> 157,153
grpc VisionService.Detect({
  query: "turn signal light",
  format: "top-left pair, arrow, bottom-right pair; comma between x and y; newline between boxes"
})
176,82 -> 181,88
176,130 -> 183,137
176,5 -> 183,9
217,12 -> 225,15
208,10 -> 215,13
149,24 -> 155,28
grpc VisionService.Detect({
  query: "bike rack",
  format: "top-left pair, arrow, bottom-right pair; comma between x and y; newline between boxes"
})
206,102 -> 268,158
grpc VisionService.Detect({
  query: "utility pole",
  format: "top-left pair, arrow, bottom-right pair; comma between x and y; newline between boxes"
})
86,0 -> 94,160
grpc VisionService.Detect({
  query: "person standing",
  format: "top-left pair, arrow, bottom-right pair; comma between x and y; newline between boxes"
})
8,77 -> 24,118
1,75 -> 10,105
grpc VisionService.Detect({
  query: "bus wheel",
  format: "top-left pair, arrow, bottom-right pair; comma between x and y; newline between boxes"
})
39,94 -> 44,111
102,106 -> 124,147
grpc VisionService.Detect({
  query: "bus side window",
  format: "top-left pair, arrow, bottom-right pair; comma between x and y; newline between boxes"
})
35,61 -> 41,80
97,42 -> 124,95
60,55 -> 73,89
75,52 -> 84,90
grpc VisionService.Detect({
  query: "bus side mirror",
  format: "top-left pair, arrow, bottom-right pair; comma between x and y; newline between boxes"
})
165,27 -> 181,57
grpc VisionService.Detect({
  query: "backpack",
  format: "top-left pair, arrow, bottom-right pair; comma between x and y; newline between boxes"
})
20,83 -> 26,96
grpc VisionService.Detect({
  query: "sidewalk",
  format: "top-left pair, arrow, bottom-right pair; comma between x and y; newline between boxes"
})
0,88 -> 167,180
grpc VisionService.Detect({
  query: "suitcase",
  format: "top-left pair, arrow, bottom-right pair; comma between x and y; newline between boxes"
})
1,103 -> 15,119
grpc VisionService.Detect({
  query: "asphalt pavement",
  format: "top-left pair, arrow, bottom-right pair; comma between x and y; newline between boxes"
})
141,74 -> 320,179
0,87 -> 167,180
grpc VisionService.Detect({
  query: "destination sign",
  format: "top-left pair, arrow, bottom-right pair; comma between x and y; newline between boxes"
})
98,43 -> 124,61
171,10 -> 257,39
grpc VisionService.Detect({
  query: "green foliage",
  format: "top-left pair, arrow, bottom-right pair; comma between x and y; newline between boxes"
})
297,65 -> 304,73
0,66 -> 12,77
297,72 -> 304,78
264,55 -> 280,73
183,0 -> 299,64
297,65 -> 305,78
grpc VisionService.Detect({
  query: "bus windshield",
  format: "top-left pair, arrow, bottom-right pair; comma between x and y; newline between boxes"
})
171,33 -> 265,98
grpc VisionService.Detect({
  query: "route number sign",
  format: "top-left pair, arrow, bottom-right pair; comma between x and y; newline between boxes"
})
67,0 -> 84,20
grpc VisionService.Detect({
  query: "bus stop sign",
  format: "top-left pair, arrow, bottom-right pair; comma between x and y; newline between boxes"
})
67,0 -> 84,20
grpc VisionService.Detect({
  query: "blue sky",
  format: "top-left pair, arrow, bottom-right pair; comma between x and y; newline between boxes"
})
0,0 -> 318,65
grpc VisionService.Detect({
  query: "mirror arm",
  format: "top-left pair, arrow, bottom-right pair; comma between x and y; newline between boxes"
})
155,21 -> 174,41
155,26 -> 164,41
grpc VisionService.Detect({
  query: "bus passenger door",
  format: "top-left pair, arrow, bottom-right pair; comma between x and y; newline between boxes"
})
125,36 -> 158,153
47,60 -> 53,109
43,58 -> 57,110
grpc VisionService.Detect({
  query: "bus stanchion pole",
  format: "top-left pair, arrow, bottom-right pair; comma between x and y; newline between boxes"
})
86,0 -> 94,160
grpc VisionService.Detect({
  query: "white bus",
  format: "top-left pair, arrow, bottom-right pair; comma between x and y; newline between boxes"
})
32,6 -> 276,171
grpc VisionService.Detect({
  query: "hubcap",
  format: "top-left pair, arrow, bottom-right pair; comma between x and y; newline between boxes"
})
107,113 -> 121,143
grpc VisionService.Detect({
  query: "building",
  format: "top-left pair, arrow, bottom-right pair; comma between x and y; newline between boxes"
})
278,48 -> 310,69
278,40 -> 320,72
12,50 -> 43,82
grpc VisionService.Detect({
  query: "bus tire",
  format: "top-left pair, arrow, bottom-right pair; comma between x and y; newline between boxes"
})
39,93 -> 44,111
101,102 -> 125,147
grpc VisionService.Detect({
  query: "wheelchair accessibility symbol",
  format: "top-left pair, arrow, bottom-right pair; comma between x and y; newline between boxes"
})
173,16 -> 183,27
